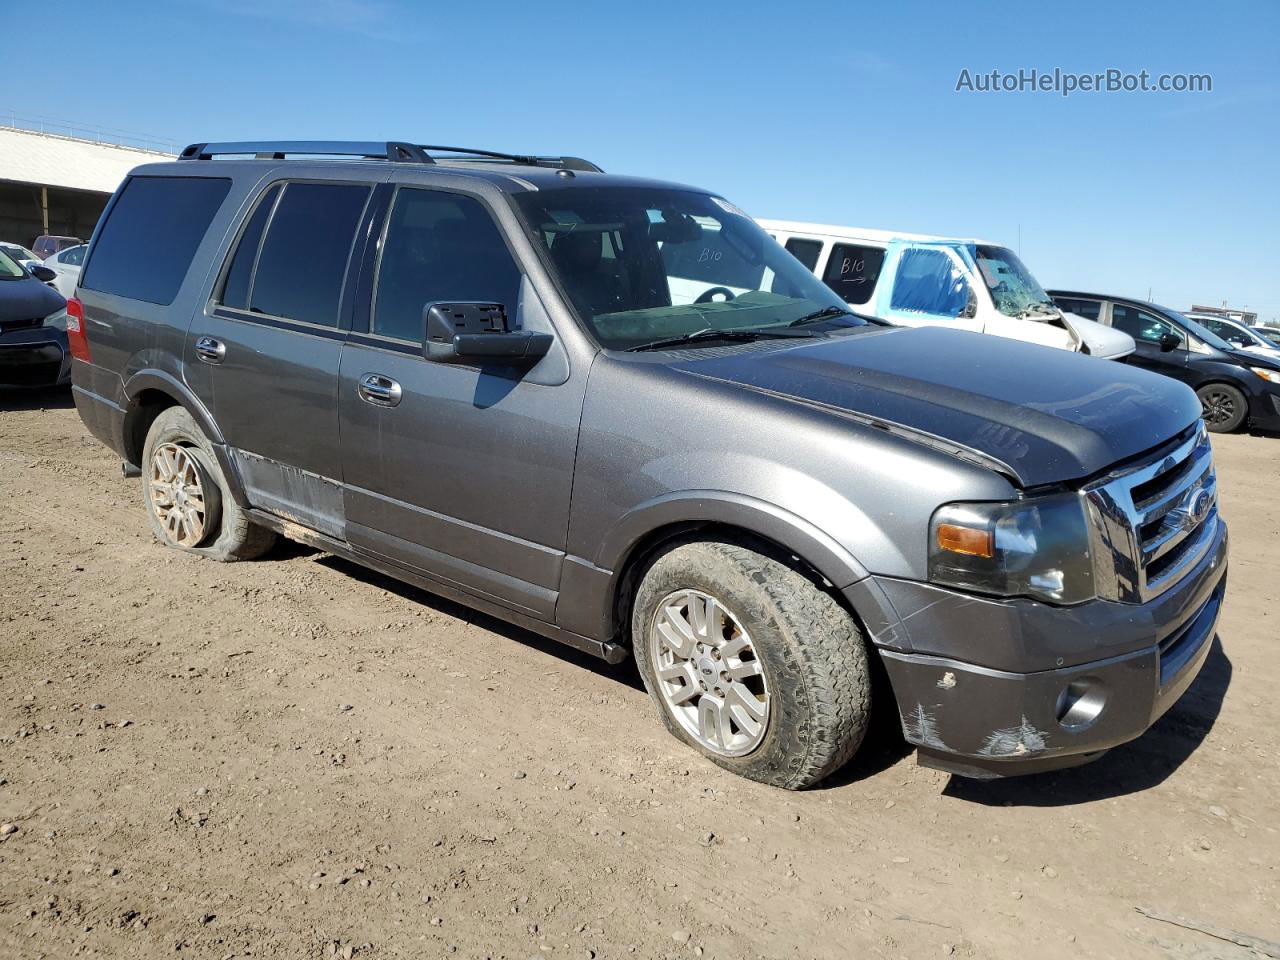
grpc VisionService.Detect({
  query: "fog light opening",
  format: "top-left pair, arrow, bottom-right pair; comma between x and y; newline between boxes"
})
1056,677 -> 1106,731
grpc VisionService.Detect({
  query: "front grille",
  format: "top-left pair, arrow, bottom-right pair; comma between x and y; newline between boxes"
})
1084,422 -> 1219,603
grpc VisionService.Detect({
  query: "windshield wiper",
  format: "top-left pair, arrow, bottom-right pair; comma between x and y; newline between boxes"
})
624,327 -> 818,353
786,306 -> 856,327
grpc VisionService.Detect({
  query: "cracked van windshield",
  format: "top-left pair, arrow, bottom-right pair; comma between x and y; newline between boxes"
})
513,187 -> 868,350
974,244 -> 1057,317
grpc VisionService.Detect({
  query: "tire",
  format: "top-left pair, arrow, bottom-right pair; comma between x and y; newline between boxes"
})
141,406 -> 276,561
1196,383 -> 1248,433
631,538 -> 871,789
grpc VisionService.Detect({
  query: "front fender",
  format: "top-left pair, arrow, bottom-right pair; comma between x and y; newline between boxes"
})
596,490 -> 870,589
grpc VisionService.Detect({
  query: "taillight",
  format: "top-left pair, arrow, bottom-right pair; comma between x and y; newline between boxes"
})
66,297 -> 91,363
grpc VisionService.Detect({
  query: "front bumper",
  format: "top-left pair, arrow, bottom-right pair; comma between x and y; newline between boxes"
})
1246,387 -> 1280,432
0,328 -> 70,387
848,517 -> 1228,778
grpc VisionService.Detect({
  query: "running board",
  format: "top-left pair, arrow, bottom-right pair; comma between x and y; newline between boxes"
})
246,508 -> 628,664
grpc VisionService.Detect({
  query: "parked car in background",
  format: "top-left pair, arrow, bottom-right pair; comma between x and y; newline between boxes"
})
1250,326 -> 1280,348
71,141 -> 1224,787
32,235 -> 84,260
1050,290 -> 1280,433
758,221 -> 1135,359
1,242 -> 43,272
0,246 -> 70,387
42,243 -> 87,298
1184,312 -> 1280,362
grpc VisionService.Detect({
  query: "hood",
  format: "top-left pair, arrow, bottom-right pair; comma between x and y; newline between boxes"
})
0,273 -> 65,323
1058,311 -> 1135,359
673,326 -> 1201,488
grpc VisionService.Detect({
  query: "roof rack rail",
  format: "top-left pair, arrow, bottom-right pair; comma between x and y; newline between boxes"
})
177,140 -> 602,172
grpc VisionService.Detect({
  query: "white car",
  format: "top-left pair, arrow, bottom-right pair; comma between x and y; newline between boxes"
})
42,243 -> 88,298
758,220 -> 1135,359
1187,313 -> 1280,362
0,242 -> 42,272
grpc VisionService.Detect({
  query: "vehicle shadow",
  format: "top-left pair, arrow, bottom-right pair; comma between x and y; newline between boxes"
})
942,636 -> 1232,806
0,386 -> 74,411
312,552 -> 646,693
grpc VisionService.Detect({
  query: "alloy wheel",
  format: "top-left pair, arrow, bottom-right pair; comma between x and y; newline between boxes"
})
650,589 -> 770,757
1201,390 -> 1236,426
148,442 -> 210,547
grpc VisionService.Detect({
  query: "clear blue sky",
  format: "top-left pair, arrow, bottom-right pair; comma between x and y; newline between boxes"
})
11,0 -> 1279,319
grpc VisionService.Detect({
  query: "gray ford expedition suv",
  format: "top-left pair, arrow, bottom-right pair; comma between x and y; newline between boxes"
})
70,141 -> 1227,788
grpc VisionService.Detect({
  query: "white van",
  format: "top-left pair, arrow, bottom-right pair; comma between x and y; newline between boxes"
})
757,220 -> 1135,359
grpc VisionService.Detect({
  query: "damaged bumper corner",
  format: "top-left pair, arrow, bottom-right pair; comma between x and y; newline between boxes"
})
854,520 -> 1228,779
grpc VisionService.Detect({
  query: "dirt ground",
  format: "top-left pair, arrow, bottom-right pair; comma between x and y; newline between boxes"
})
1,389 -> 1277,960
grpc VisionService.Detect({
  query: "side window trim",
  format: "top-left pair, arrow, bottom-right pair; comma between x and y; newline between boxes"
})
211,178 -> 373,334
365,183 -> 525,346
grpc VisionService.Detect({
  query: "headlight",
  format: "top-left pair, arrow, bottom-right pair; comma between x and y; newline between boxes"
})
929,493 -> 1095,604
43,307 -> 69,331
1250,367 -> 1280,384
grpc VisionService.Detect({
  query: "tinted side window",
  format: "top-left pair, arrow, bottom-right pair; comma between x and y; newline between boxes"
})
218,185 -> 280,311
822,243 -> 886,306
1112,304 -> 1181,345
889,248 -> 968,317
80,176 -> 231,305
784,238 -> 823,272
373,189 -> 522,342
62,246 -> 86,266
250,182 -> 370,328
1056,297 -> 1101,320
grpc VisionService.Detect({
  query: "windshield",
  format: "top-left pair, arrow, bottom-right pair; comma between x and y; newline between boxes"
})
974,245 -> 1054,317
512,187 -> 865,350
2,244 -> 36,261
0,247 -> 25,280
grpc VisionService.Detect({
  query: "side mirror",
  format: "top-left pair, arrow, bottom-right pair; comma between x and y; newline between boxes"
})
29,264 -> 56,283
422,302 -> 553,365
959,287 -> 978,320
1158,332 -> 1181,352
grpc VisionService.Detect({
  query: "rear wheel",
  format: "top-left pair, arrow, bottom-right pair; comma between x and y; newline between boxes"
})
141,406 -> 276,561
1197,383 -> 1247,433
631,538 -> 871,789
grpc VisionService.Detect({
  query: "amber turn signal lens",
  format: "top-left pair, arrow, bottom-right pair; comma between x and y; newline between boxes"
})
936,523 -> 994,558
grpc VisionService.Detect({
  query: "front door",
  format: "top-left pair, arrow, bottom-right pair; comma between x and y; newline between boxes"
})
1108,302 -> 1189,378
186,178 -> 374,537
337,185 -> 585,621
875,243 -> 983,333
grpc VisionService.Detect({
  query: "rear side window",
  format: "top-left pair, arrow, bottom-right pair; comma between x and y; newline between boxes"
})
218,185 -> 281,311
62,246 -> 87,266
1055,297 -> 1102,320
247,182 -> 370,327
784,238 -> 823,272
372,188 -> 521,342
822,243 -> 885,306
80,176 -> 231,305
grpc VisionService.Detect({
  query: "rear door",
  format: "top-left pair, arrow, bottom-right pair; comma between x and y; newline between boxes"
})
337,184 -> 585,622
1109,302 -> 1191,378
185,177 -> 375,537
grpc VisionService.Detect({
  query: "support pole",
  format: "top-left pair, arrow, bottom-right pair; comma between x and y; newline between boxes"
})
41,185 -> 49,235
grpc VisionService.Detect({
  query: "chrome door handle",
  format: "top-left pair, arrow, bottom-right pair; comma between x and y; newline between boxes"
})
194,336 -> 226,364
358,373 -> 402,408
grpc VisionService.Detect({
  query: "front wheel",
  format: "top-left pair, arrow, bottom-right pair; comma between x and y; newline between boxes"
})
631,539 -> 871,789
1197,383 -> 1247,433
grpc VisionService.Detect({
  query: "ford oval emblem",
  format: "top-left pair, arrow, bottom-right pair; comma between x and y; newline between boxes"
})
1186,488 -> 1212,525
